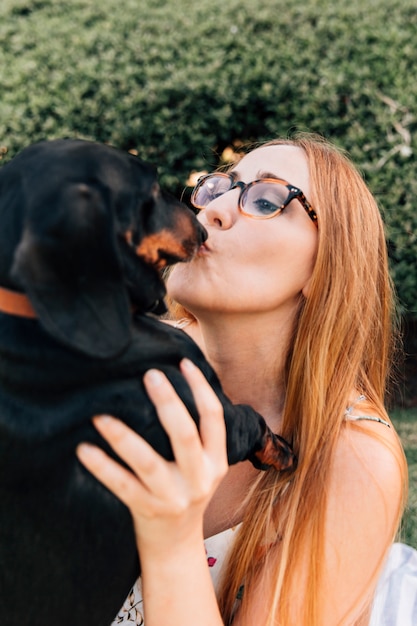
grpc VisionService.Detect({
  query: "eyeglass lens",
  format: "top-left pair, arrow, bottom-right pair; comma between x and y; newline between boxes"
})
193,176 -> 290,218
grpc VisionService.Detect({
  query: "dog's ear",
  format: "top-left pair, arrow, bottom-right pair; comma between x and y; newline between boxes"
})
11,182 -> 132,359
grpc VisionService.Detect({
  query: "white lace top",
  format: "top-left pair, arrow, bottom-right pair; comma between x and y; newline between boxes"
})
111,532 -> 417,626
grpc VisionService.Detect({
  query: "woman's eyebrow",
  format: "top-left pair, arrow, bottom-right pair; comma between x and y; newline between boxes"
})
231,169 -> 283,181
256,170 -> 283,180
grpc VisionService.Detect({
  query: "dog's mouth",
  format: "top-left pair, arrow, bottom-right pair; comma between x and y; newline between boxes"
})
131,230 -> 201,271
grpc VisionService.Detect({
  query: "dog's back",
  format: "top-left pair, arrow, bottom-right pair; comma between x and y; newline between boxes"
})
0,312 -> 209,625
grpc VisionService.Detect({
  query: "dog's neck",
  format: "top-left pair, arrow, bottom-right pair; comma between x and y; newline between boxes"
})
0,286 -> 37,319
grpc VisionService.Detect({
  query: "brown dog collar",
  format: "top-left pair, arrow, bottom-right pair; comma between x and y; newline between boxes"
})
0,286 -> 37,319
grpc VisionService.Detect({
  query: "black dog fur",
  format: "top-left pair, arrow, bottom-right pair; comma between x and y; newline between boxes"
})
0,139 -> 295,626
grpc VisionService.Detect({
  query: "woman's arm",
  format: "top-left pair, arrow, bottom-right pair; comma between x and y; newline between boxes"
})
76,358 -> 227,626
232,422 -> 403,625
77,358 -> 403,626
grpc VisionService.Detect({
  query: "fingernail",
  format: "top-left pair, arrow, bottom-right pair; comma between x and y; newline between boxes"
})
181,358 -> 195,371
144,369 -> 164,386
76,442 -> 95,456
93,414 -> 114,425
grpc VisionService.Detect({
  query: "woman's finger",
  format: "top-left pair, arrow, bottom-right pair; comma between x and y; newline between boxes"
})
75,440 -> 152,510
143,368 -> 208,480
143,361 -> 227,485
179,359 -> 227,466
81,417 -> 173,499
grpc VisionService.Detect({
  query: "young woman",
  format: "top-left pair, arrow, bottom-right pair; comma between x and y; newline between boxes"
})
77,134 -> 410,625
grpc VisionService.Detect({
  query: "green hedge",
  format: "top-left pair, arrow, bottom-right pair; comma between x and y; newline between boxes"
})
1,0 -> 416,317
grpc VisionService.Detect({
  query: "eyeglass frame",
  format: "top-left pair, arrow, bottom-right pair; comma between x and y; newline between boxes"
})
190,172 -> 318,225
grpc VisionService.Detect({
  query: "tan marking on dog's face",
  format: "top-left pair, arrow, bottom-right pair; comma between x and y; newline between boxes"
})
135,230 -> 193,270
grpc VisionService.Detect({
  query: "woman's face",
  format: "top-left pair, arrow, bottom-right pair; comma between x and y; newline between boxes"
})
167,145 -> 318,319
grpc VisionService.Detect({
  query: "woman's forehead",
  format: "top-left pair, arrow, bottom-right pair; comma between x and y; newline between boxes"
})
233,145 -> 310,194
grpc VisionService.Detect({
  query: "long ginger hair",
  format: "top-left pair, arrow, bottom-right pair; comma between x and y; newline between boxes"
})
168,134 -> 407,625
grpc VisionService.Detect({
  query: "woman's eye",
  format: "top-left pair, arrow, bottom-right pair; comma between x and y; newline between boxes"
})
248,184 -> 288,216
252,197 -> 283,215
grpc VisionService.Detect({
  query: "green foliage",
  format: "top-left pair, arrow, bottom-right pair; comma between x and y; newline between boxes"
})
1,0 -> 416,316
392,407 -> 417,548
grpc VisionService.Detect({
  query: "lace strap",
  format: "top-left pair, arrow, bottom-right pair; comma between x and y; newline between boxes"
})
344,395 -> 391,428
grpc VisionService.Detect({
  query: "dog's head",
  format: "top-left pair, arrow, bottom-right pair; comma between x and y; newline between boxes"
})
0,139 -> 206,358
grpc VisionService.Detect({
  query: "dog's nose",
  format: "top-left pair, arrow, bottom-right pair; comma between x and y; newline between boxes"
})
198,223 -> 208,245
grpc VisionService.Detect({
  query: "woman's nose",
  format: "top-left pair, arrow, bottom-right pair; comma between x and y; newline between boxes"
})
198,190 -> 240,229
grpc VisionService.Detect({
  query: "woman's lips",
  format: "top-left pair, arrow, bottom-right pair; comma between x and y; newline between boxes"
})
197,241 -> 211,256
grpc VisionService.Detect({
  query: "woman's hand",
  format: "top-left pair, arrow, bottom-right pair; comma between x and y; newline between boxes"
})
76,358 -> 229,557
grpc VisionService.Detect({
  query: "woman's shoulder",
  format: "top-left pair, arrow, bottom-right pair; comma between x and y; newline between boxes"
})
337,422 -> 403,487
332,402 -> 405,528
342,397 -> 403,463
315,408 -> 406,622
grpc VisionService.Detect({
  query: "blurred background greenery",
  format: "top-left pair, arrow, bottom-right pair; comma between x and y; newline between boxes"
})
1,0 -> 416,542
2,0 -> 417,319
393,407 -> 417,547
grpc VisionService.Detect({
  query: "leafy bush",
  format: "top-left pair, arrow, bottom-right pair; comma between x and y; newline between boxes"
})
1,0 -> 416,318
392,407 -> 417,547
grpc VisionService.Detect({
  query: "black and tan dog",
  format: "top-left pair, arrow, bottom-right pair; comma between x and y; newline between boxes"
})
0,139 -> 295,626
